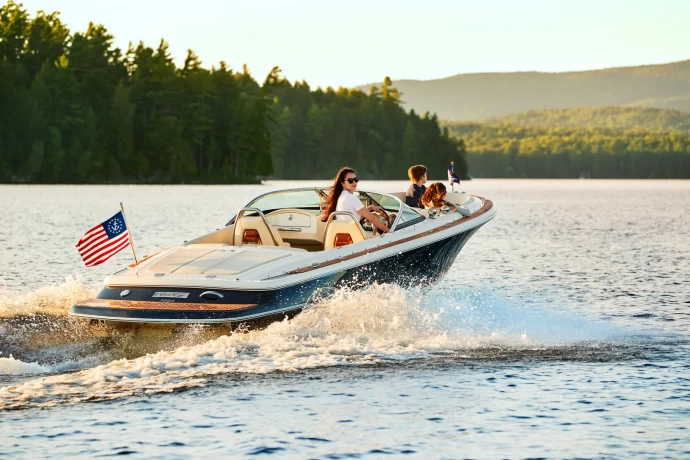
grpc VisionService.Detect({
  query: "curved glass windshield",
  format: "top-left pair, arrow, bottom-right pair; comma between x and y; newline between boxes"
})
361,192 -> 401,213
397,204 -> 424,226
247,189 -> 323,213
361,191 -> 425,231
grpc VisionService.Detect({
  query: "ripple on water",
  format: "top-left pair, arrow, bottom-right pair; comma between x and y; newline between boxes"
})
247,446 -> 287,455
1,181 -> 690,458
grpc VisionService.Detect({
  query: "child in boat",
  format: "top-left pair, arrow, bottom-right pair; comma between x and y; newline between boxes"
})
420,182 -> 449,209
405,165 -> 427,208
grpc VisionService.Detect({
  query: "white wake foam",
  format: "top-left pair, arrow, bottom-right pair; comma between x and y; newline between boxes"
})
0,275 -> 96,317
0,284 -> 627,411
0,355 -> 50,374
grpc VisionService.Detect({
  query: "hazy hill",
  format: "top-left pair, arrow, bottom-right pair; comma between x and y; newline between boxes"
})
482,106 -> 690,132
358,60 -> 690,121
624,95 -> 690,112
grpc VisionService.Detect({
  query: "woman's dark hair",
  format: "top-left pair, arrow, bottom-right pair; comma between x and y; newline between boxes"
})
321,167 -> 356,222
421,182 -> 447,208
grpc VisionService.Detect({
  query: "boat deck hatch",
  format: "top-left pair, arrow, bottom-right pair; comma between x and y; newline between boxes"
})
143,247 -> 216,274
143,247 -> 292,276
204,251 -> 291,275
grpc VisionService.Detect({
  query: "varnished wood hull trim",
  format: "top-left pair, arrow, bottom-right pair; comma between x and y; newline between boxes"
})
78,298 -> 257,311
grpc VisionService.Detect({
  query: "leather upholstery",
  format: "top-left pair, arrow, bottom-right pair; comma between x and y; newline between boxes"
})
234,216 -> 290,247
323,217 -> 367,250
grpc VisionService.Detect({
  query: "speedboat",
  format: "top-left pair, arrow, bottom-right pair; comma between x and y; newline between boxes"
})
70,187 -> 496,328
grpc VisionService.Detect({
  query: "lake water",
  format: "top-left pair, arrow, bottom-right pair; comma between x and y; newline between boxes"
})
1,180 -> 689,458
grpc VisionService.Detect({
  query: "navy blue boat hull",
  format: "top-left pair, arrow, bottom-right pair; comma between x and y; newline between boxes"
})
71,227 -> 479,327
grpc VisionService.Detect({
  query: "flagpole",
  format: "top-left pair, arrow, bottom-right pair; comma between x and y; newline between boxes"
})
450,161 -> 455,193
119,202 -> 139,265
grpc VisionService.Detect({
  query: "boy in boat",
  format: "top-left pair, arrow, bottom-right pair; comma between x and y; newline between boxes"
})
406,165 -> 427,208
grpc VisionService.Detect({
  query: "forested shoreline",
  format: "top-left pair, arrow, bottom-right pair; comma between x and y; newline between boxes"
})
483,107 -> 690,132
4,2 -> 689,183
446,123 -> 690,178
0,2 -> 466,184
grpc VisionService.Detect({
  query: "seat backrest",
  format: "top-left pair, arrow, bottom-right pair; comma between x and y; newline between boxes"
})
233,216 -> 290,247
315,217 -> 328,243
323,217 -> 367,250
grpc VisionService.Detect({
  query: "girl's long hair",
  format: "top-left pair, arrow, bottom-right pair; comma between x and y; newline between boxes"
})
421,182 -> 447,208
321,167 -> 356,222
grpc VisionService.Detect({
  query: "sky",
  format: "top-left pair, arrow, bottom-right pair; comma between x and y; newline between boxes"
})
18,0 -> 690,88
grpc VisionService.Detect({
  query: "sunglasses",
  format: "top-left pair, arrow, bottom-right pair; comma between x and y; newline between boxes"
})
345,177 -> 360,184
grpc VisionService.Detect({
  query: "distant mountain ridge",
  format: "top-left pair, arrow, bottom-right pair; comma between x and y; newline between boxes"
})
358,60 -> 690,121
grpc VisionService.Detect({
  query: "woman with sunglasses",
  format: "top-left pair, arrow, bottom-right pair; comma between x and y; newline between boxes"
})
321,167 -> 390,233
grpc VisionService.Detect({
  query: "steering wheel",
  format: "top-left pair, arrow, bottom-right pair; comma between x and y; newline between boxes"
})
367,208 -> 391,235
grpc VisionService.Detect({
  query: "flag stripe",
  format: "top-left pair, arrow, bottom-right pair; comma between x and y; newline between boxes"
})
78,237 -> 111,260
83,232 -> 129,265
84,238 -> 130,267
83,234 -> 129,263
77,226 -> 106,245
77,230 -> 106,250
78,227 -> 106,246
82,232 -> 129,265
85,238 -> 131,267
77,224 -> 106,245
77,230 -> 108,255
80,232 -> 124,261
78,229 -> 110,256
85,240 -> 129,267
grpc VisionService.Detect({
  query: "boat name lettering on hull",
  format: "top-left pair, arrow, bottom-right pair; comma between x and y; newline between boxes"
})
152,292 -> 190,299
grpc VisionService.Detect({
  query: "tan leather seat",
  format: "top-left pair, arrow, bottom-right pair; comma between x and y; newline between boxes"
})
233,216 -> 290,247
323,217 -> 367,250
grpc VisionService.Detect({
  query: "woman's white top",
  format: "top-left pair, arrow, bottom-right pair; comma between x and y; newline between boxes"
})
335,190 -> 364,221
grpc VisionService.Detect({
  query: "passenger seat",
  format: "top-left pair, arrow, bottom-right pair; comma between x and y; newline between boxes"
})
233,216 -> 290,247
323,217 -> 367,250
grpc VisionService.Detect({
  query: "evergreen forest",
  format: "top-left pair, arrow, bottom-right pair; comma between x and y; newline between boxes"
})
446,123 -> 690,178
483,107 -> 690,132
0,2 -> 465,184
4,2 -> 690,182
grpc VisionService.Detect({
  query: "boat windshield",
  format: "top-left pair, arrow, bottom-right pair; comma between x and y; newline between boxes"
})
361,192 -> 425,230
246,189 -> 325,214
360,192 -> 401,213
228,188 -> 423,230
395,204 -> 425,229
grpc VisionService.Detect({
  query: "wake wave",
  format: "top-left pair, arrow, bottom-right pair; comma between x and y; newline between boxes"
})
0,355 -> 49,374
0,283 -> 638,410
0,275 -> 96,318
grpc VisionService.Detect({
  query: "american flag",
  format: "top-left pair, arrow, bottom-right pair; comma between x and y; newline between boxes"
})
76,211 -> 130,267
448,162 -> 460,184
